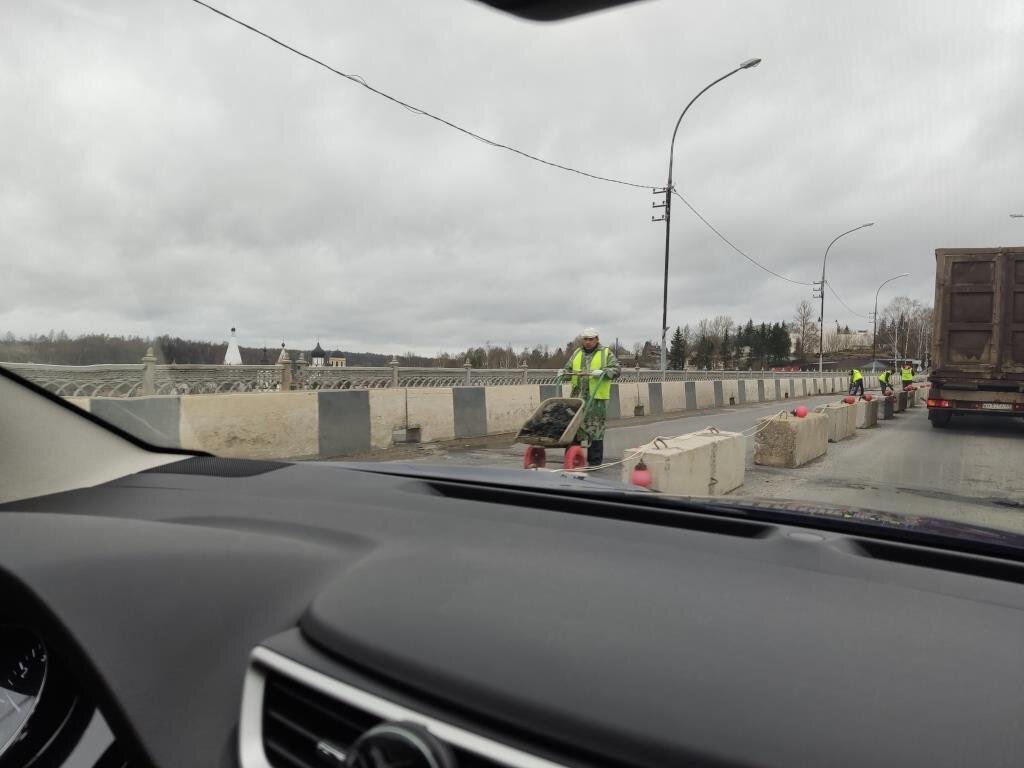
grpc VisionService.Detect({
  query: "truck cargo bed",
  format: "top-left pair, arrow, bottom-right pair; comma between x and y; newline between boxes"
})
930,247 -> 1024,383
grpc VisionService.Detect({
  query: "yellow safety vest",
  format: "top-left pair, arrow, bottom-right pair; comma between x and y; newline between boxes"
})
851,369 -> 863,383
901,367 -> 913,382
879,371 -> 890,385
571,347 -> 612,400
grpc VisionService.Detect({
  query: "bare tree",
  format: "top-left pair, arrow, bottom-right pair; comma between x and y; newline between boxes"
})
791,300 -> 818,362
707,315 -> 734,341
879,296 -> 932,363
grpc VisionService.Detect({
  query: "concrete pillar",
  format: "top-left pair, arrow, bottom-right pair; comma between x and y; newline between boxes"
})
277,345 -> 292,391
295,353 -> 308,389
521,361 -> 529,384
141,347 -> 157,395
463,361 -> 472,386
390,357 -> 400,387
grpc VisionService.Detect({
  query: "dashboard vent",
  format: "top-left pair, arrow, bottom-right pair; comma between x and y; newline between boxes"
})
425,479 -> 772,539
144,456 -> 288,477
263,672 -> 380,767
852,539 -> 1024,584
247,649 -> 564,768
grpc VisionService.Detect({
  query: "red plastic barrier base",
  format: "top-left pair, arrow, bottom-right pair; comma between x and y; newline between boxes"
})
523,446 -> 546,469
564,445 -> 587,470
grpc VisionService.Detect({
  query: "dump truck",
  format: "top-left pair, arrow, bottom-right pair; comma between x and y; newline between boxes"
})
927,247 -> 1024,427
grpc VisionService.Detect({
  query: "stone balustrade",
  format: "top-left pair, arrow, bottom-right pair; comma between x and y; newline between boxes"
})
5,349 -> 865,399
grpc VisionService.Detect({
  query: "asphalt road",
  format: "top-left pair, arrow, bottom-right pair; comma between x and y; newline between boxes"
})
386,393 -> 1024,532
748,404 -> 1024,531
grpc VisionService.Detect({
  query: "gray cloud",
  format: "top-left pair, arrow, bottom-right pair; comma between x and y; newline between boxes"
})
2,0 -> 1023,355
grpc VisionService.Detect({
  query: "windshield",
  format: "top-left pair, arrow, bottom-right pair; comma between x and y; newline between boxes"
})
3,0 -> 1023,535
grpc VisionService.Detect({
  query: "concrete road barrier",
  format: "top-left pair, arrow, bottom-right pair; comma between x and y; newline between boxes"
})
856,398 -> 878,428
895,392 -> 908,413
880,396 -> 895,420
907,389 -> 918,407
622,431 -> 745,496
754,412 -> 827,468
818,402 -> 856,442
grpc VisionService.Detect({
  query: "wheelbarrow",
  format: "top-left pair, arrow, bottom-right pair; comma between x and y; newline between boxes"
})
518,371 -> 605,470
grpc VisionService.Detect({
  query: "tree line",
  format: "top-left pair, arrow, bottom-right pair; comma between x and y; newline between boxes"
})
666,317 -> 792,370
1,326 -> 795,369
0,331 -> 438,367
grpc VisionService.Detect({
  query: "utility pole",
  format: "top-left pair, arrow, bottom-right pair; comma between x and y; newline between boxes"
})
812,279 -> 825,368
654,58 -> 761,379
871,273 -> 909,369
894,315 -> 901,369
652,187 -> 669,375
816,223 -> 874,372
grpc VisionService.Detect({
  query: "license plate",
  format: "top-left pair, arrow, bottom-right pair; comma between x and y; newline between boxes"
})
981,402 -> 1012,410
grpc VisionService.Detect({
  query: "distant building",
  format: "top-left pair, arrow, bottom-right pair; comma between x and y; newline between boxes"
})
308,340 -> 347,367
224,327 -> 243,365
310,341 -> 327,367
639,342 -> 662,367
833,328 -> 870,350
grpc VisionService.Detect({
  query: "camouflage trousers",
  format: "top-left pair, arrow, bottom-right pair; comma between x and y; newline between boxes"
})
572,397 -> 608,446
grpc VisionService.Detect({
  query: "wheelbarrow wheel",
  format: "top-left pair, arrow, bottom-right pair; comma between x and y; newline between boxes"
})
563,445 -> 586,470
523,446 -> 546,469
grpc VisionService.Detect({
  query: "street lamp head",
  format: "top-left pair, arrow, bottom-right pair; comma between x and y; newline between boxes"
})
863,222 -> 875,227
1010,214 -> 1024,218
739,58 -> 762,69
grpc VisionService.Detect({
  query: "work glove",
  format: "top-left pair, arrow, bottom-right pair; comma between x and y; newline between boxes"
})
591,369 -> 603,377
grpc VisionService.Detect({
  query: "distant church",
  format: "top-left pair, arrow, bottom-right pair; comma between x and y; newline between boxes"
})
223,328 -> 243,365
221,329 -> 345,367
310,340 -> 346,368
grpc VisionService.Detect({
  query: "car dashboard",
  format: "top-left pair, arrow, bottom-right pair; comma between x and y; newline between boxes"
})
1,456 -> 1023,768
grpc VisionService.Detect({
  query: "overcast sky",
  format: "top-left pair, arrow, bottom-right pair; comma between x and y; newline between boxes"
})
2,0 -> 1023,355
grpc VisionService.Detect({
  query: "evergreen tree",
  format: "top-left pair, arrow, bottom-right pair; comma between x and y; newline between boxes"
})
668,326 -> 686,370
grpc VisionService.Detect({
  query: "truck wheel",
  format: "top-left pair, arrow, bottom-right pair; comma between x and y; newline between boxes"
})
929,411 -> 952,428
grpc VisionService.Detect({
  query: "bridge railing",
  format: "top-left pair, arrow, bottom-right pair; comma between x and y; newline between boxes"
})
3,352 -> 839,398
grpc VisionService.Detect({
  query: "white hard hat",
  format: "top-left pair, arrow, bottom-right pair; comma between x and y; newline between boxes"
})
581,327 -> 599,338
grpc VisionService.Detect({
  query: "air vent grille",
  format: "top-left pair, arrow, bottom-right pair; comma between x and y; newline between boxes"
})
263,673 -> 381,767
248,649 -> 567,768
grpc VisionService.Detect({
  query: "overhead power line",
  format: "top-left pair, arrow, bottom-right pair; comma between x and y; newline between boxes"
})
672,191 -> 813,286
190,0 -> 653,189
825,280 -> 870,319
191,1 -> 830,293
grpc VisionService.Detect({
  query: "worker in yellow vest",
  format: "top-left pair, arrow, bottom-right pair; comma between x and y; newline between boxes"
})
878,367 -> 893,394
562,327 -> 621,466
901,363 -> 914,389
849,367 -> 864,397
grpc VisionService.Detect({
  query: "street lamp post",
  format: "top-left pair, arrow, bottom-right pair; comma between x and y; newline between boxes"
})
870,272 -> 909,370
658,58 -> 761,377
816,223 -> 874,372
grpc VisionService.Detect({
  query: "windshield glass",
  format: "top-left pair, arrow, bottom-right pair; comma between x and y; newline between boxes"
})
4,0 -> 1023,534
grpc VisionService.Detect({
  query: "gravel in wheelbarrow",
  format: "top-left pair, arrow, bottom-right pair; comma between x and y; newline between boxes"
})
516,397 -> 586,447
